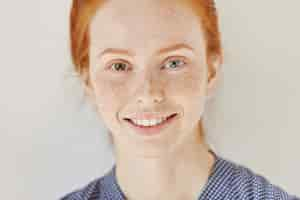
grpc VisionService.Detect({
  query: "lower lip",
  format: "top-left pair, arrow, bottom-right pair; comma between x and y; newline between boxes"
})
124,113 -> 178,136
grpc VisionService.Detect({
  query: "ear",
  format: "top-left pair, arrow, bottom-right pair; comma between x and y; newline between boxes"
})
82,72 -> 97,106
206,55 -> 223,101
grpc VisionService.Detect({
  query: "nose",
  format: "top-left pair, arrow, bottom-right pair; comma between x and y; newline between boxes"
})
136,70 -> 165,106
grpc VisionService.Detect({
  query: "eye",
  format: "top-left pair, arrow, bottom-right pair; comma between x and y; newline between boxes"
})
163,57 -> 187,70
107,60 -> 130,72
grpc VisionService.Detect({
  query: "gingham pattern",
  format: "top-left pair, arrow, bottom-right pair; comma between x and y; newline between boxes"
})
60,150 -> 299,200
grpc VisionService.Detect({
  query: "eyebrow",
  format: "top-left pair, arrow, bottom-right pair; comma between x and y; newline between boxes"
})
98,43 -> 194,58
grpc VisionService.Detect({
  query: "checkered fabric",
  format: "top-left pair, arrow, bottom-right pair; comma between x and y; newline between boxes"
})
60,150 -> 299,200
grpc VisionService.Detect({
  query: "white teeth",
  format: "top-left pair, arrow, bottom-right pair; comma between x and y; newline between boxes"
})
132,117 -> 167,127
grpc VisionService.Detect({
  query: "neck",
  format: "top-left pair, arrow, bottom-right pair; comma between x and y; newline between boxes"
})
114,123 -> 215,200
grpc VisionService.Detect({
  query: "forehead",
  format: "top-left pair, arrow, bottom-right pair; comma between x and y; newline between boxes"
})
89,0 -> 205,55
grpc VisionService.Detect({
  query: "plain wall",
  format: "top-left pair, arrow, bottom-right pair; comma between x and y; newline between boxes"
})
0,1 -> 299,199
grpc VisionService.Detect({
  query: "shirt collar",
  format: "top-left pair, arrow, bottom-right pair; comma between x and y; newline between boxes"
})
197,150 -> 237,199
100,149 -> 237,200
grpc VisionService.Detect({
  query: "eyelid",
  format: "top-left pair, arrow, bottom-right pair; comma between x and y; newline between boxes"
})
163,55 -> 187,62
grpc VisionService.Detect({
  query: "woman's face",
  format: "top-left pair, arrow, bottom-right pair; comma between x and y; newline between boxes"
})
87,0 -> 219,156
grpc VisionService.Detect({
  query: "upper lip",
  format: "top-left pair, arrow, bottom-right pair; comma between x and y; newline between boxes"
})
125,113 -> 177,121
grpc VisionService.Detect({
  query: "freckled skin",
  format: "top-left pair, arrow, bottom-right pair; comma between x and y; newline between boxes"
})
84,0 -> 221,199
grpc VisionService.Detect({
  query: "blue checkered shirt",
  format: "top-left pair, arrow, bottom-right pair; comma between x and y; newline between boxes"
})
60,150 -> 299,200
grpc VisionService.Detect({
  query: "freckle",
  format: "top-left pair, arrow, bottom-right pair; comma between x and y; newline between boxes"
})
159,7 -> 178,18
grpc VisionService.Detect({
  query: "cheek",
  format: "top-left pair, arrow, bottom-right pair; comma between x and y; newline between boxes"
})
92,75 -> 128,117
171,68 -> 207,118
171,68 -> 206,97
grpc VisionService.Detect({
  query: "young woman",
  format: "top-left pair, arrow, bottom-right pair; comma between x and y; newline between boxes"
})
61,0 -> 299,199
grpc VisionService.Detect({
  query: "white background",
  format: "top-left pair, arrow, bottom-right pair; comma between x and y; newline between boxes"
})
0,1 -> 299,199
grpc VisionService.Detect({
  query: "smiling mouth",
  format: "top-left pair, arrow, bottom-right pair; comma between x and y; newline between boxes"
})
123,113 -> 178,136
124,113 -> 177,123
124,113 -> 177,128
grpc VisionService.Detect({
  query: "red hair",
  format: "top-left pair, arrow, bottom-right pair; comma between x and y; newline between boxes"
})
70,0 -> 223,86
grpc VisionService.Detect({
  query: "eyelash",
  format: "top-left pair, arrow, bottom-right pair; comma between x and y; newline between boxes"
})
107,57 -> 187,73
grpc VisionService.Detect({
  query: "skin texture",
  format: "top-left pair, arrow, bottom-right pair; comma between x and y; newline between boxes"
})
85,0 -> 221,199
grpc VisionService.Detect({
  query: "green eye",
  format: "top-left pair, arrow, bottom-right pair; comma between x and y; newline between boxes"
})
164,58 -> 186,70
